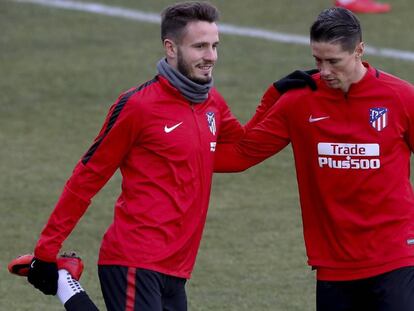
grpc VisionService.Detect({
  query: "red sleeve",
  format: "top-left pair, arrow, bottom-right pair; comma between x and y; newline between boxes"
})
401,83 -> 414,151
214,93 -> 290,172
244,84 -> 281,130
34,94 -> 142,261
212,88 -> 244,143
212,84 -> 281,144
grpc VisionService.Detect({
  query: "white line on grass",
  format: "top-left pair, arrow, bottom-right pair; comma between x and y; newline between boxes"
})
13,0 -> 414,62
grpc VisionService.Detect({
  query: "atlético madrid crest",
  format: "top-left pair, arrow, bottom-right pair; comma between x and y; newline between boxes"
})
369,107 -> 388,131
206,111 -> 216,135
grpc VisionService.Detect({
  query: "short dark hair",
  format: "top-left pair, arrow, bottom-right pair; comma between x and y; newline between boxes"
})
161,1 -> 219,42
310,7 -> 362,53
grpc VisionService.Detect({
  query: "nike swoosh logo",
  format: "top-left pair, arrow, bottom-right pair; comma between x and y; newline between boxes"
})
164,122 -> 183,133
309,115 -> 330,123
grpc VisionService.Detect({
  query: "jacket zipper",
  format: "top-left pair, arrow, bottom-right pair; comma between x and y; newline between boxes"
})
190,103 -> 206,216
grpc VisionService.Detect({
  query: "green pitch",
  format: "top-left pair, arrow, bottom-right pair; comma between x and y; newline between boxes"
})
1,0 -> 413,310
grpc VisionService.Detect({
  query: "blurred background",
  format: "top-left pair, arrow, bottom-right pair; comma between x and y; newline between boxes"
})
1,0 -> 413,309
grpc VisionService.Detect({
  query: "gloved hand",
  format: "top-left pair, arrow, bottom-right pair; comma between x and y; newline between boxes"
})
273,69 -> 318,93
27,257 -> 58,295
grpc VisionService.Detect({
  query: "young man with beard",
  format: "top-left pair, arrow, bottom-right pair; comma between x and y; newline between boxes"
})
25,2 -> 315,310
215,7 -> 414,311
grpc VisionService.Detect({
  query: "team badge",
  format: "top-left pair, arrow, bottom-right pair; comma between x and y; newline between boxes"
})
206,111 -> 216,136
369,107 -> 388,131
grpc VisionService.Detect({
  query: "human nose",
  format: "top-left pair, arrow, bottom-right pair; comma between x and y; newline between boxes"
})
204,46 -> 217,62
319,62 -> 332,77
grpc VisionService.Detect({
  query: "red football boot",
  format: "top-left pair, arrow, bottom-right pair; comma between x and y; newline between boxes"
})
334,0 -> 391,13
8,252 -> 84,281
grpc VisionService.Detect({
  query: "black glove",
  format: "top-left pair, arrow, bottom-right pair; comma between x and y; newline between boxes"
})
273,69 -> 318,93
27,257 -> 58,295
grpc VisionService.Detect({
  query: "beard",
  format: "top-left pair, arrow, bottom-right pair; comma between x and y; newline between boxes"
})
177,49 -> 212,84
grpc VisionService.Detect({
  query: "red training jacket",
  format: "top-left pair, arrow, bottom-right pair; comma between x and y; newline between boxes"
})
35,75 -> 244,278
215,63 -> 414,280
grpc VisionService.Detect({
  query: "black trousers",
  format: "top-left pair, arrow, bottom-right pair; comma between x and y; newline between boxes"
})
64,291 -> 100,311
98,265 -> 187,311
317,266 -> 414,311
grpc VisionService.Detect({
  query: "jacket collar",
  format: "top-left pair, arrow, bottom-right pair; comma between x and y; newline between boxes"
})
316,62 -> 379,97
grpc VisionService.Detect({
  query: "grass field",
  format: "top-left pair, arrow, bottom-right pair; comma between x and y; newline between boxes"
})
2,0 -> 414,310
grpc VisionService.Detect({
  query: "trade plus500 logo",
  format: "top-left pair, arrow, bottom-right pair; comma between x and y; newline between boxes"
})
318,143 -> 380,170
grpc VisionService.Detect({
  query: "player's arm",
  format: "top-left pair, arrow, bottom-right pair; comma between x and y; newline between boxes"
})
29,92 -> 142,294
213,70 -> 316,172
214,94 -> 291,172
214,70 -> 317,144
244,69 -> 317,130
211,88 -> 245,143
399,82 -> 414,150
35,94 -> 141,261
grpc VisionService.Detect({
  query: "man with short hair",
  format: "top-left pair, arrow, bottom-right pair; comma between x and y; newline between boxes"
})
215,7 -> 414,311
26,2 -> 314,310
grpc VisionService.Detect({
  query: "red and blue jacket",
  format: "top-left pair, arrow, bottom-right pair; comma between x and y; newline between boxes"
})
35,75 -> 244,278
215,63 -> 414,281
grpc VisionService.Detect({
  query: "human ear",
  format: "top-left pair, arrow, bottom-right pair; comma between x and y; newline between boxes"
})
355,42 -> 365,59
164,39 -> 177,59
